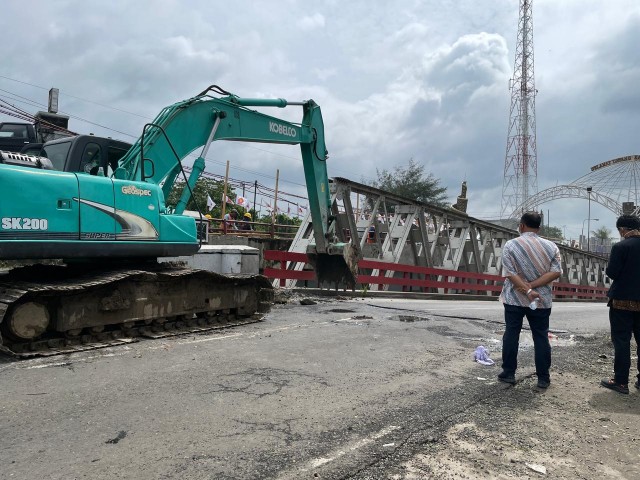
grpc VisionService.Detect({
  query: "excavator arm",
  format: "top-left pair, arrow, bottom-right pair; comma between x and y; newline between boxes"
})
116,87 -> 359,286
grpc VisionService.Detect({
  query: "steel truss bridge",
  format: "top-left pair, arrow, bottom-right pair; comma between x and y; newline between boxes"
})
284,177 -> 609,292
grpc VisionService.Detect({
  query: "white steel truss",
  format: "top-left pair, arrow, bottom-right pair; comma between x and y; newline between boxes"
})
282,177 -> 610,292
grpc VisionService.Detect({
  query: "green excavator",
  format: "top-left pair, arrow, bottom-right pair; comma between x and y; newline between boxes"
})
0,86 -> 360,356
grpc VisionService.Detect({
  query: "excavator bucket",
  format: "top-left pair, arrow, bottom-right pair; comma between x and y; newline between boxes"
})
307,243 -> 360,290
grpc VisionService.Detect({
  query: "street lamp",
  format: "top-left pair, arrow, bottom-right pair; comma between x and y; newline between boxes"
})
586,187 -> 593,253
581,217 -> 599,250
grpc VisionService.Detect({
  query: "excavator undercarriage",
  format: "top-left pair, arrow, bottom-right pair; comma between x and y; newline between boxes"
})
0,263 -> 273,357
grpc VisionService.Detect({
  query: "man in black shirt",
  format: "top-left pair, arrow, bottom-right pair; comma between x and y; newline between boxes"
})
601,214 -> 640,394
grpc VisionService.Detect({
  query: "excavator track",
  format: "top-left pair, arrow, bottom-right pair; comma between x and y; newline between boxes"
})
0,264 -> 274,358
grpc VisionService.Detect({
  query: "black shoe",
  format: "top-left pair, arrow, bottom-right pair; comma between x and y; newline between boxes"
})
537,379 -> 550,389
600,378 -> 629,394
498,371 -> 516,385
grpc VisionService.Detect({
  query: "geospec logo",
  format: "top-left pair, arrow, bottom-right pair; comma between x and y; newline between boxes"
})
269,121 -> 297,138
121,185 -> 152,196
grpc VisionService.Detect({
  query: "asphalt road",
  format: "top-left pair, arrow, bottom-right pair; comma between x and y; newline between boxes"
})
0,297 -> 610,479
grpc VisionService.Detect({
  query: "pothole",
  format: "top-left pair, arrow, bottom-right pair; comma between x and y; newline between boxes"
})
391,315 -> 432,323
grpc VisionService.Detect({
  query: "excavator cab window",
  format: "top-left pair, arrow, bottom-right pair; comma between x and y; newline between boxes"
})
42,140 -> 72,171
20,144 -> 44,157
80,142 -> 102,175
0,124 -> 28,138
107,145 -> 129,176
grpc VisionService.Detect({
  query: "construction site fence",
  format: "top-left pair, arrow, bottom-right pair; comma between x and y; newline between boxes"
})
263,250 -> 609,301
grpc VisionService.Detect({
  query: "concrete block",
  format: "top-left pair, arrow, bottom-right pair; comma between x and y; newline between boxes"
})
160,245 -> 259,274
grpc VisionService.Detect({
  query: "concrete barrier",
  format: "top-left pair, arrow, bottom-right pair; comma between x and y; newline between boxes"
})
160,245 -> 259,274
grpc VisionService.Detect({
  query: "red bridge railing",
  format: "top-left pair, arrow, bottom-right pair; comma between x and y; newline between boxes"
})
263,250 -> 314,287
263,250 -> 608,300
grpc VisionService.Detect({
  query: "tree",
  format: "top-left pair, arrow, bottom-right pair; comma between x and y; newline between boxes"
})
166,178 -> 236,218
372,158 -> 448,206
539,225 -> 563,240
270,212 -> 302,227
254,212 -> 302,235
251,206 -> 302,227
592,225 -> 611,245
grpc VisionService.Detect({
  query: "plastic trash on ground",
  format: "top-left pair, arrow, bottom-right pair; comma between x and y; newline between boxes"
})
526,463 -> 547,474
473,345 -> 495,366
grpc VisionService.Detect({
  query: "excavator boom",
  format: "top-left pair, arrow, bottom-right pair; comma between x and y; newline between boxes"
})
116,90 -> 334,254
115,87 -> 359,283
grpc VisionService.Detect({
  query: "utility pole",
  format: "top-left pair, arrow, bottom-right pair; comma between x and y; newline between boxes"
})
253,180 -> 257,214
587,186 -> 592,253
501,0 -> 538,218
272,169 -> 280,223
221,160 -> 230,219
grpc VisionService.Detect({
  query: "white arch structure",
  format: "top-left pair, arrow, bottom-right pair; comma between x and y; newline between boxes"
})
512,154 -> 640,217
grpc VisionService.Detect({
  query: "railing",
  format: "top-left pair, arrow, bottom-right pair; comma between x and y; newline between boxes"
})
357,259 -> 504,295
553,282 -> 608,300
264,250 -> 314,287
263,250 -> 608,300
205,218 -> 299,239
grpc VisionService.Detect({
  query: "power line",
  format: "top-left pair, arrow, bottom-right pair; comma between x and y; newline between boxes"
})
0,97 -> 77,135
0,75 -> 148,119
0,83 -> 312,183
0,90 -> 136,138
0,78 -> 374,187
0,83 -> 321,184
187,167 -> 309,205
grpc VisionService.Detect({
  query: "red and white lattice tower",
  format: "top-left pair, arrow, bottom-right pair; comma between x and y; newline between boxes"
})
501,0 -> 538,218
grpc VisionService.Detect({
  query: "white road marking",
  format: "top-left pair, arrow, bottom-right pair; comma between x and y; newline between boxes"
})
308,425 -> 401,469
24,361 -> 75,370
20,352 -> 127,369
163,321 -> 333,347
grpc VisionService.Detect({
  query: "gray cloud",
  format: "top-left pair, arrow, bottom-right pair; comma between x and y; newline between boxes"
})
1,0 -> 639,238
297,13 -> 326,31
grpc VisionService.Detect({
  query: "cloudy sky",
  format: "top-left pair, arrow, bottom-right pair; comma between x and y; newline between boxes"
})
2,0 -> 639,240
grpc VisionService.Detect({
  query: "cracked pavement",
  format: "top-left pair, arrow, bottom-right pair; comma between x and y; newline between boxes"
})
1,297 -> 634,479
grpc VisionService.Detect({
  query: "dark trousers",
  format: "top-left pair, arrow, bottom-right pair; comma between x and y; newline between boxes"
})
502,304 -> 552,380
609,307 -> 640,385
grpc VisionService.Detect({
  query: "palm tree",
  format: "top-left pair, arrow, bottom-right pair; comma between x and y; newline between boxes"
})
592,225 -> 611,246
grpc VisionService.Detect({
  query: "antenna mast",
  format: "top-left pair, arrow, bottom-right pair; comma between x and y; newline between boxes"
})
501,0 -> 538,218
